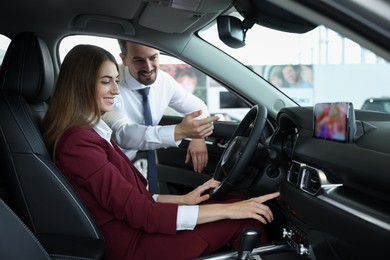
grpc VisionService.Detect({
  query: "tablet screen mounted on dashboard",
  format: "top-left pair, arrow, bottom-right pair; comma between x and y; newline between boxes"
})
313,102 -> 355,143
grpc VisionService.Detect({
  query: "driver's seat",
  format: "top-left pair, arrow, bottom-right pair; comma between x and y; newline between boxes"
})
0,197 -> 51,259
0,31 -> 105,259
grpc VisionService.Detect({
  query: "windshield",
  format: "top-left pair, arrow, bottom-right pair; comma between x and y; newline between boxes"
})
199,13 -> 390,112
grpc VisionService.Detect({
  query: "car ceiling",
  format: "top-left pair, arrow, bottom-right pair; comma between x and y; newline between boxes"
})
1,0 -> 230,37
2,0 -> 389,59
1,0 -> 237,71
2,0 -> 137,34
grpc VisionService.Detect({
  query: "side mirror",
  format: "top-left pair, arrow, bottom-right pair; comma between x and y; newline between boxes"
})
217,16 -> 246,48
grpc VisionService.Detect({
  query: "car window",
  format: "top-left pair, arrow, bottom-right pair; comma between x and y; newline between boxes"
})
0,34 -> 11,67
59,36 -> 250,122
199,16 -> 390,113
59,36 -> 122,63
158,61 -> 249,121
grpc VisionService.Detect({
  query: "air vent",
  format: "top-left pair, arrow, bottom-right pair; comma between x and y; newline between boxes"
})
300,167 -> 323,195
288,163 -> 342,196
287,161 -> 304,186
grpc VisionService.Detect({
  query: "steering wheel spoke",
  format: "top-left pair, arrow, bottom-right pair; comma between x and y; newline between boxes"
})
210,105 -> 268,199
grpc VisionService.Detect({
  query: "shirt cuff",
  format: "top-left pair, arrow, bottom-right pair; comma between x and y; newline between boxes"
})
159,124 -> 181,146
176,205 -> 199,230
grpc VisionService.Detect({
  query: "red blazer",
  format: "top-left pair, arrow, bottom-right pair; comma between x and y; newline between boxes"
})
55,126 -> 208,259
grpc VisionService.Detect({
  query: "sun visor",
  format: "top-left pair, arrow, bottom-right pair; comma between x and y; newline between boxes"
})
139,4 -> 202,33
140,0 -> 231,33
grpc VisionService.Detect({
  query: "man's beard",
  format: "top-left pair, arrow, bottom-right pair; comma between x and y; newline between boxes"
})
137,69 -> 157,85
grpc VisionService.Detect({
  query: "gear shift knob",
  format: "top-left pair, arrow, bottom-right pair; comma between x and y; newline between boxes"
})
236,228 -> 260,260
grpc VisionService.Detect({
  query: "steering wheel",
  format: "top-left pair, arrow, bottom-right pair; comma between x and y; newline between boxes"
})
209,104 -> 268,200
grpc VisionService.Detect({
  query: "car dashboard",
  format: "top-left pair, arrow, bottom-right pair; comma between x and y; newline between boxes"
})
196,106 -> 390,260
271,106 -> 390,259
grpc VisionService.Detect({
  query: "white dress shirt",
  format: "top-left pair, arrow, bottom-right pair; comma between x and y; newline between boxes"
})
92,119 -> 198,230
102,65 -> 209,161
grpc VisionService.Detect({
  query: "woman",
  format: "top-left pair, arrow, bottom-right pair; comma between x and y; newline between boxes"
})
43,44 -> 280,260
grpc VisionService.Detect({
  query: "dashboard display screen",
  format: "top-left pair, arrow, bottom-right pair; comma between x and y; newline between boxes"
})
313,102 -> 353,142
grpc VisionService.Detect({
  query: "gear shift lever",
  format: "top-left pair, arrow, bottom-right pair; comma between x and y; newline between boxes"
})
236,228 -> 260,260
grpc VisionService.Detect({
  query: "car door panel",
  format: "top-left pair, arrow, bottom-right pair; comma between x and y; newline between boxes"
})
157,116 -> 239,195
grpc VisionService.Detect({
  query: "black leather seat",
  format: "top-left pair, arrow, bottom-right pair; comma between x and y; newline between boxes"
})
0,32 -> 105,259
0,197 -> 51,260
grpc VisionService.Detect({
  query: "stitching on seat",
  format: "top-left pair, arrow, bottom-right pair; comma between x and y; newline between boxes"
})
0,122 -> 37,232
0,198 -> 51,259
34,154 -> 101,238
19,95 -> 48,149
2,94 -> 46,232
3,93 -> 47,152
49,254 -> 94,260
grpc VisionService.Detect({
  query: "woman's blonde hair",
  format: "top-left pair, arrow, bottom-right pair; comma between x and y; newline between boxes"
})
43,44 -> 118,155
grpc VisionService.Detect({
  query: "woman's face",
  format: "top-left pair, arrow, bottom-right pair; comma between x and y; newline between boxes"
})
96,61 -> 120,113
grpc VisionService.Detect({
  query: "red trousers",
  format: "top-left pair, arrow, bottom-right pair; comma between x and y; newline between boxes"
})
132,193 -> 267,260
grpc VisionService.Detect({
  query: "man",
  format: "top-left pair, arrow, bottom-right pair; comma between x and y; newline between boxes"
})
102,41 -> 218,177
281,64 -> 313,88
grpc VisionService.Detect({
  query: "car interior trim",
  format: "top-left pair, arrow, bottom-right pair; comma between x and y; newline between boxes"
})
73,14 -> 136,35
318,194 -> 390,232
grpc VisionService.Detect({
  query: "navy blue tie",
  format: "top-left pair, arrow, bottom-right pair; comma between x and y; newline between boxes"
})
138,88 -> 158,193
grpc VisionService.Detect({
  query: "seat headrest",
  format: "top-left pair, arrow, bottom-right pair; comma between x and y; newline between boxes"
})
0,32 -> 54,102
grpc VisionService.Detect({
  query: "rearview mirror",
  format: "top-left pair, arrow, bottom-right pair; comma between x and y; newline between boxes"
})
217,16 -> 246,48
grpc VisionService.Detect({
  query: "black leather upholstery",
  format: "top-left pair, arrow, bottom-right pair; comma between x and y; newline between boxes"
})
0,197 -> 51,260
0,32 -> 105,259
